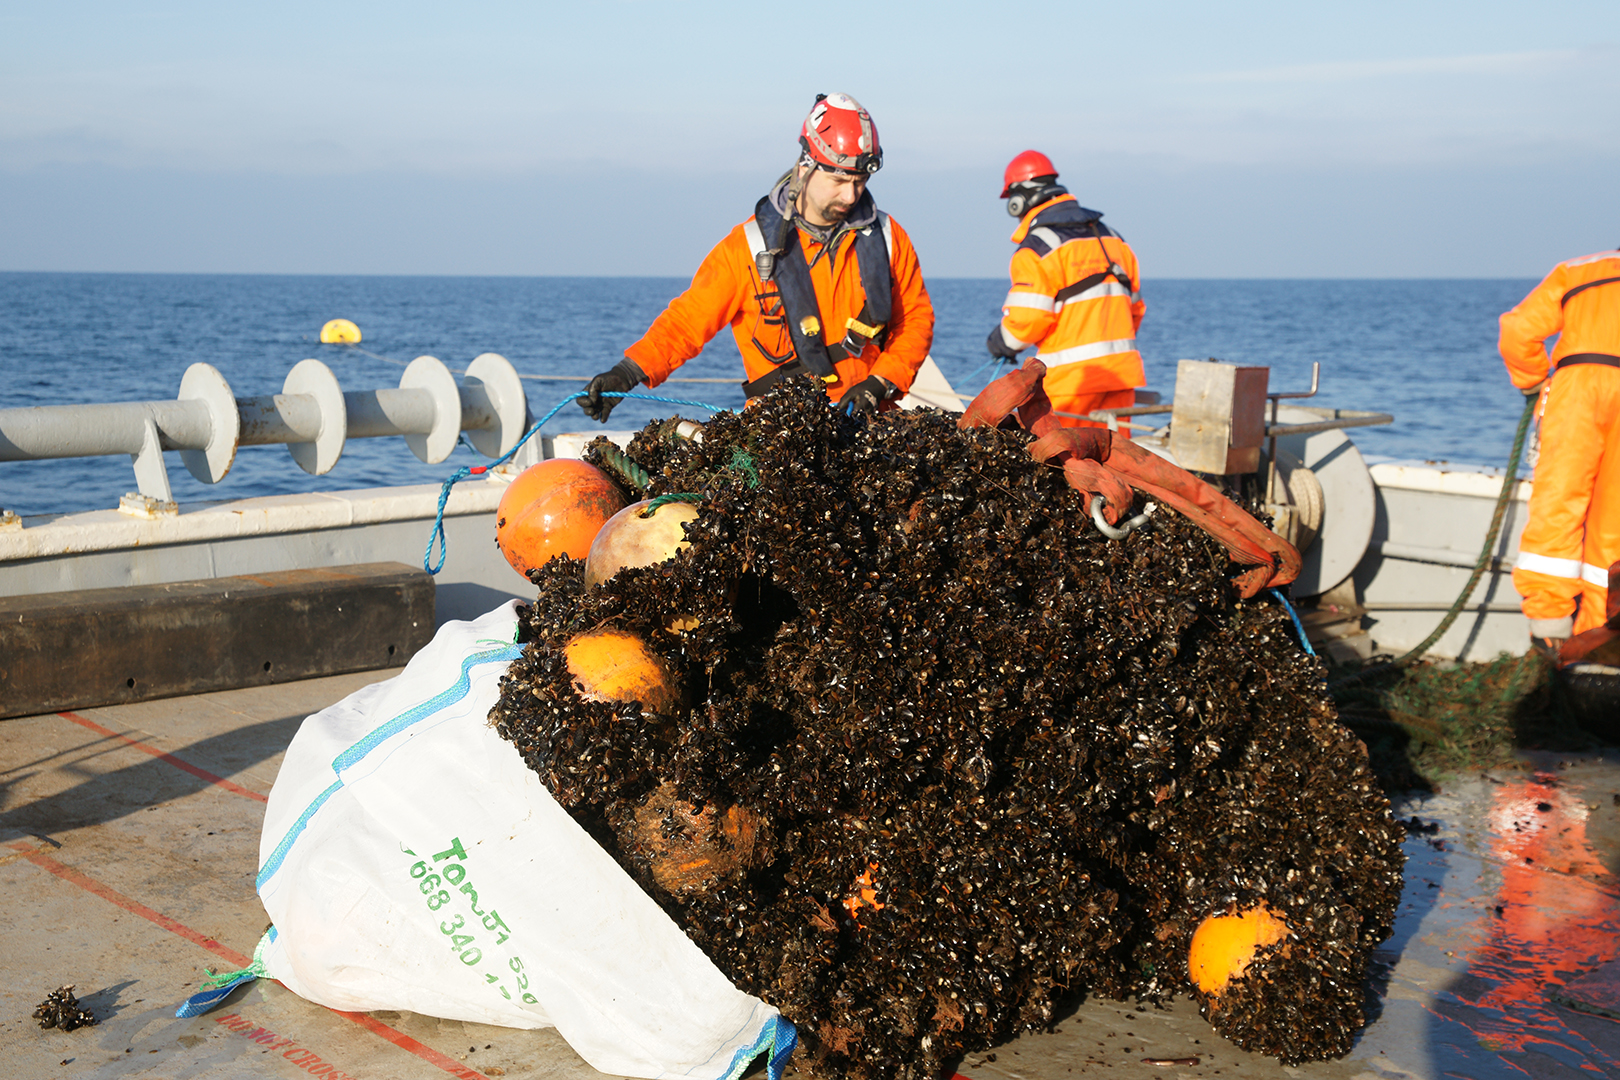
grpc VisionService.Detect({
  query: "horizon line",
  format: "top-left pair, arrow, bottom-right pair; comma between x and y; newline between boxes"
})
0,269 -> 1543,282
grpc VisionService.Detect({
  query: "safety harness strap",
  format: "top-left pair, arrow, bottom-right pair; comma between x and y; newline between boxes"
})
744,358 -> 829,399
1561,276 -> 1620,308
1055,269 -> 1135,305
1555,352 -> 1620,370
852,213 -> 894,331
1019,209 -> 1134,296
1089,221 -> 1135,295
755,197 -> 837,381
747,194 -> 892,390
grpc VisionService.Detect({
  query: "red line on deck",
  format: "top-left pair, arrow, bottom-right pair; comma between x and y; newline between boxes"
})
9,840 -> 251,967
7,840 -> 488,1080
328,1009 -> 489,1079
59,710 -> 270,803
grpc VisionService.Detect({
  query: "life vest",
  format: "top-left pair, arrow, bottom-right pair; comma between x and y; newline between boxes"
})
740,192 -> 894,398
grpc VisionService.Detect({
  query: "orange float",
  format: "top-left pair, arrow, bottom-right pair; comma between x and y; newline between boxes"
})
495,460 -> 626,579
625,782 -> 770,894
563,628 -> 683,713
1187,904 -> 1290,995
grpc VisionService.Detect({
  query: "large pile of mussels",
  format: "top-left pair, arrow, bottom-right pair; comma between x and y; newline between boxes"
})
490,378 -> 1405,1079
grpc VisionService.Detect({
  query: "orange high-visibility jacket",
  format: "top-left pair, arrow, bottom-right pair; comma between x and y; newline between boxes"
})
1500,249 -> 1620,636
626,196 -> 934,403
996,195 -> 1145,396
1500,248 -> 1620,388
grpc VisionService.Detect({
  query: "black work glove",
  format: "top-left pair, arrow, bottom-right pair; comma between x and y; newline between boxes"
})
580,358 -> 644,422
841,375 -> 893,419
986,325 -> 1023,361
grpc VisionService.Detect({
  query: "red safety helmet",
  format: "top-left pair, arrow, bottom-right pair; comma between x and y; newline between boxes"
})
1001,150 -> 1059,197
800,93 -> 882,175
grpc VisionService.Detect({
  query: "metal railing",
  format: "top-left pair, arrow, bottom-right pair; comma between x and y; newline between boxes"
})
0,354 -> 530,514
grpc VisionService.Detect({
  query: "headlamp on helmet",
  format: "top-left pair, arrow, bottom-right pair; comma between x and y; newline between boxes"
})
800,92 -> 882,176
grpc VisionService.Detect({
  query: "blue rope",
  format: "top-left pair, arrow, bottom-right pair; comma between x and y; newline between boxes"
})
960,355 -> 1011,395
1269,587 -> 1317,658
425,390 -> 729,575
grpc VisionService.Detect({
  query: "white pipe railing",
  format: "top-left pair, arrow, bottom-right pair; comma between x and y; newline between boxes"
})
0,354 -> 529,512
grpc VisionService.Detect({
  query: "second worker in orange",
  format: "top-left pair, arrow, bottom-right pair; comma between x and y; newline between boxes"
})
987,151 -> 1145,430
580,93 -> 934,423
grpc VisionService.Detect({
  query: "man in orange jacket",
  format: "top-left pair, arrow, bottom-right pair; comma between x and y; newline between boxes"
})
1499,247 -> 1620,651
986,151 -> 1145,429
580,93 -> 935,422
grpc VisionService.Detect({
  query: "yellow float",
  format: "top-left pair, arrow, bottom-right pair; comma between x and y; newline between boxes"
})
320,319 -> 362,344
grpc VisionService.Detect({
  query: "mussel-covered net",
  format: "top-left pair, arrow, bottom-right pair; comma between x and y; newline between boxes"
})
490,378 -> 1405,1078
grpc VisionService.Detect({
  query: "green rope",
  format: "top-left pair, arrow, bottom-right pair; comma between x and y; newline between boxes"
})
597,442 -> 651,492
200,932 -> 272,989
727,447 -> 762,488
615,442 -> 762,518
641,492 -> 705,517
1330,392 -> 1538,691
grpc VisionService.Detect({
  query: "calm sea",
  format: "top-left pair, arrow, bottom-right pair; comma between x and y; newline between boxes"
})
0,273 -> 1539,517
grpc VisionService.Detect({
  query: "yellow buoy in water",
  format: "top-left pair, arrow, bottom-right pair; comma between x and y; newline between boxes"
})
320,318 -> 362,344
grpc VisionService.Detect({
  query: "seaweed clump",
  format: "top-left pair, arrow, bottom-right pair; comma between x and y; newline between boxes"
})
1333,651 -> 1598,790
490,378 -> 1406,1078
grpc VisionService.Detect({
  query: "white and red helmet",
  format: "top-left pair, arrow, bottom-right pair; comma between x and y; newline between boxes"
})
799,93 -> 882,175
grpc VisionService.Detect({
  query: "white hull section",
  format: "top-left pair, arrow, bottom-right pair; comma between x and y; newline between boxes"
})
1,448 -> 1536,663
1354,460 -> 1530,661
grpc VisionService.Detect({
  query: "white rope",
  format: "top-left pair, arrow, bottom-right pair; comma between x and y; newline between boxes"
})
348,346 -> 737,384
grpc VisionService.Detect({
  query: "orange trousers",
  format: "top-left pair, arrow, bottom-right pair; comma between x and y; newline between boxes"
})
1043,375 -> 1136,434
1513,364 -> 1620,636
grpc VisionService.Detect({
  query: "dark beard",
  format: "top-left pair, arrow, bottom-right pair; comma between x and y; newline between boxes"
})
796,188 -> 851,231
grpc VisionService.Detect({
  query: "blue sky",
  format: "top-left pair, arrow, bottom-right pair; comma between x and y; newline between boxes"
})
2,2 -> 1616,277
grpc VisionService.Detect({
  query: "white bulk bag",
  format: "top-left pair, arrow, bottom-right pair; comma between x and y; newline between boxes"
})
251,601 -> 793,1080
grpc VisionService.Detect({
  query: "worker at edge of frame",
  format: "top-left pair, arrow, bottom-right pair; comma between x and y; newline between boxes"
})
579,93 -> 935,424
986,150 -> 1146,432
1499,243 -> 1620,656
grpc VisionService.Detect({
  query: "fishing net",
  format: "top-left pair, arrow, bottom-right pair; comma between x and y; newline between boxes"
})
1331,651 -> 1599,790
489,378 -> 1405,1079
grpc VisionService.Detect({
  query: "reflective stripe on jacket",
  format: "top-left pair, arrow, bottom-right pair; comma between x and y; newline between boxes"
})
625,195 -> 934,403
1499,249 -> 1620,389
999,194 -> 1145,395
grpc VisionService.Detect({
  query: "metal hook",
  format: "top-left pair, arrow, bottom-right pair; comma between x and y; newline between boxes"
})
1090,495 -> 1155,540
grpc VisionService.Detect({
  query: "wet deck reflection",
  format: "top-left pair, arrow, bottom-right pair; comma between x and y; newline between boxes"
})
1376,767 -> 1620,1078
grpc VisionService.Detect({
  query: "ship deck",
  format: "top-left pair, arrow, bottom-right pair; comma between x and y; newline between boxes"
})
3,673 -> 1619,1080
